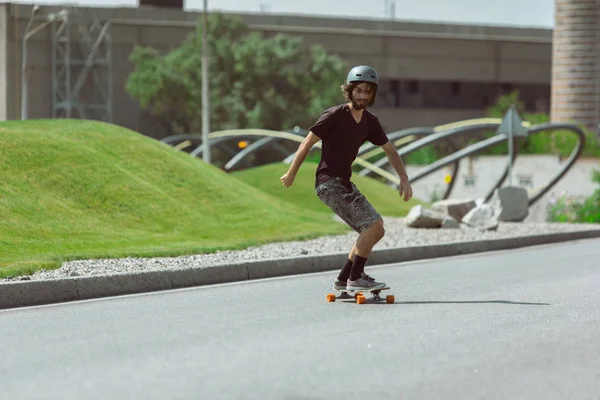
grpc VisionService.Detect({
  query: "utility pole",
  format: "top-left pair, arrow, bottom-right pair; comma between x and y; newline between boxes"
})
201,0 -> 211,163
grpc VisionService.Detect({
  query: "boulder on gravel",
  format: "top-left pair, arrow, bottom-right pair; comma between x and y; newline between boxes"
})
441,216 -> 461,229
431,198 -> 477,222
405,205 -> 447,228
461,204 -> 500,231
405,191 -> 530,230
491,186 -> 529,222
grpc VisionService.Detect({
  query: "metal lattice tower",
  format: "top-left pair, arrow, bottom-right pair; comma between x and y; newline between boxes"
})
52,7 -> 113,122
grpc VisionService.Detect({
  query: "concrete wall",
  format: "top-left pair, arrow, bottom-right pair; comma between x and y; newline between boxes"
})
373,108 -> 487,132
0,3 -> 553,136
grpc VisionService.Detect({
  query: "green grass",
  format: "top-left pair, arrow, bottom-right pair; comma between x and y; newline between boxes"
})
0,120 -> 348,278
232,162 -> 425,217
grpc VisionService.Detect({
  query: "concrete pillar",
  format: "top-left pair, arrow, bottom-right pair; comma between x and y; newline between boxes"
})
551,0 -> 600,133
0,4 -> 7,121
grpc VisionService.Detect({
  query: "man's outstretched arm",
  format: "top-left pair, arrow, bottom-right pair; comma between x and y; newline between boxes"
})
280,132 -> 321,188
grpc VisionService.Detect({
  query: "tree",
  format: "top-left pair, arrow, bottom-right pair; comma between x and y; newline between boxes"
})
484,90 -> 525,118
125,13 -> 348,137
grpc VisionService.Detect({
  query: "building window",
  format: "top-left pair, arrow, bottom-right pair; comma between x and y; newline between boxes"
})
501,83 -> 513,94
464,175 -> 476,187
385,78 -> 549,111
517,174 -> 533,187
408,80 -> 419,94
451,81 -> 461,96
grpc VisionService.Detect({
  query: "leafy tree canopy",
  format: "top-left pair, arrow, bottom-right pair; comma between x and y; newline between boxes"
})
126,13 -> 348,136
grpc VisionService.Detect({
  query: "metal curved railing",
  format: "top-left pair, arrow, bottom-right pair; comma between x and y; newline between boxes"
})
360,121 -> 518,202
517,123 -> 586,206
161,118 -> 586,208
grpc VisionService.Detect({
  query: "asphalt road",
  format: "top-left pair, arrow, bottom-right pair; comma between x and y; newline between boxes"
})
1,238 -> 600,400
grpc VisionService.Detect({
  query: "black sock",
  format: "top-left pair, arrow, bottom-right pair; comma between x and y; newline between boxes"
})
337,259 -> 353,281
349,255 -> 367,281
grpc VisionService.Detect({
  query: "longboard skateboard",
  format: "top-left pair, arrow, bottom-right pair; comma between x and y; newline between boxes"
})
326,285 -> 395,304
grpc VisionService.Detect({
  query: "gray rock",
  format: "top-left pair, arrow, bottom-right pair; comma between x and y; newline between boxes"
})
441,216 -> 461,229
492,186 -> 529,222
431,198 -> 477,222
405,205 -> 446,228
462,204 -> 500,231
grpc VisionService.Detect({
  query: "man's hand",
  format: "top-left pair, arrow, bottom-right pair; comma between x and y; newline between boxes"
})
381,141 -> 413,201
280,172 -> 295,188
398,178 -> 413,201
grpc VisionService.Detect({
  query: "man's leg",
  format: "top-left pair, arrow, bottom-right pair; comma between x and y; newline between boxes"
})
348,242 -> 357,263
317,179 -> 356,289
336,237 -> 380,286
349,218 -> 385,281
335,242 -> 356,283
316,178 -> 385,289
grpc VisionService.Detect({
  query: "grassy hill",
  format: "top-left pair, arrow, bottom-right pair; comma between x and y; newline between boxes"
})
0,120 -> 348,278
232,162 -> 425,217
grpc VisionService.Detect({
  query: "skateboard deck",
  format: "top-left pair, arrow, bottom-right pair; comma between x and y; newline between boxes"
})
326,285 -> 394,304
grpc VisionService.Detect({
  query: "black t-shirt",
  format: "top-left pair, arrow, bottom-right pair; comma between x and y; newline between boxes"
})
309,104 -> 389,187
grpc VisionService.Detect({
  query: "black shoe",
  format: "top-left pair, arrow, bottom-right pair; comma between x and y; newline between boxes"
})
361,272 -> 375,282
333,279 -> 347,290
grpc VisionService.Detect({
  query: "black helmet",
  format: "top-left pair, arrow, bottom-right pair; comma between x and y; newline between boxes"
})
346,65 -> 379,86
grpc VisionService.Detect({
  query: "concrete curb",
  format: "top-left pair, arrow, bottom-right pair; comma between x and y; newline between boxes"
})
1,229 -> 600,310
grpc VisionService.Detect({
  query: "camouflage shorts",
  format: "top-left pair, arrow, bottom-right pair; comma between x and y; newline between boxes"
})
315,177 -> 381,233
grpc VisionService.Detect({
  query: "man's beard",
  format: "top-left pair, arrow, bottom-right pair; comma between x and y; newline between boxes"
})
351,98 -> 369,110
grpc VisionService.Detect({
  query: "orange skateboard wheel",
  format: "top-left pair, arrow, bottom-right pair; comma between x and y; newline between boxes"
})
326,294 -> 336,302
386,295 -> 395,304
356,295 -> 366,304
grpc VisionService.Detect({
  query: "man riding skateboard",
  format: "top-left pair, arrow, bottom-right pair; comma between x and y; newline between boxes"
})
280,65 -> 413,292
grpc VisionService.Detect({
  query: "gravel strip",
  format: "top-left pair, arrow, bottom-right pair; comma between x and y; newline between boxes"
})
2,217 -> 599,283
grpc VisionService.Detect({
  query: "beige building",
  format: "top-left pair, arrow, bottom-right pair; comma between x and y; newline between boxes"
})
0,2 -> 552,137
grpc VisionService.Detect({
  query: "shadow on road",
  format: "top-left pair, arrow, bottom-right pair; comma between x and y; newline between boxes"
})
398,300 -> 550,306
337,300 -> 550,306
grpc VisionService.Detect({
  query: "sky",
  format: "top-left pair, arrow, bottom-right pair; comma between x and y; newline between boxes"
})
12,0 -> 555,28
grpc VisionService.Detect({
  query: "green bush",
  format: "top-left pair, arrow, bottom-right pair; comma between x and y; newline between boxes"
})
404,145 -> 439,165
548,169 -> 600,223
483,91 -> 600,158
